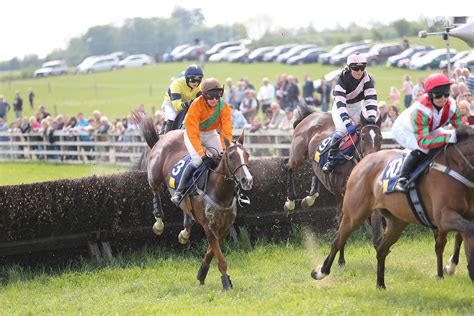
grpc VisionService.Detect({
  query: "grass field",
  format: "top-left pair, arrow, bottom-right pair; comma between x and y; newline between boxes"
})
0,162 -> 127,185
0,229 -> 472,314
0,58 -> 449,123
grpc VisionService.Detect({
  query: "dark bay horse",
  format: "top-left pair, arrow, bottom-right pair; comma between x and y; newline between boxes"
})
284,104 -> 383,265
133,112 -> 253,290
312,127 -> 474,288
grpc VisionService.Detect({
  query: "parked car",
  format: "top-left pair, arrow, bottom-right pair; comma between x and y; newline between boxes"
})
276,44 -> 318,63
440,50 -> 473,69
318,40 -> 370,64
453,51 -> 474,69
76,55 -> 120,74
262,44 -> 298,62
173,45 -> 201,62
162,44 -> 192,62
286,48 -> 326,64
409,49 -> 457,70
397,51 -> 430,68
205,39 -> 251,60
118,54 -> 152,68
330,44 -> 371,66
388,46 -> 433,67
34,60 -> 68,78
228,48 -> 250,63
248,46 -> 275,63
209,46 -> 246,62
364,43 -> 404,65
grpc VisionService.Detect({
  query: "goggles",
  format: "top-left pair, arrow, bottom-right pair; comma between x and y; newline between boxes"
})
187,76 -> 202,83
204,89 -> 223,100
432,92 -> 450,99
349,64 -> 366,72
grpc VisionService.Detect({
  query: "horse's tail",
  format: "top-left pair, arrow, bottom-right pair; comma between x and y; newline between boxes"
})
131,110 -> 159,149
293,102 -> 318,129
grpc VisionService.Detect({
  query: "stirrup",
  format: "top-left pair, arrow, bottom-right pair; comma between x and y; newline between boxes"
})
171,192 -> 183,205
394,178 -> 408,192
322,161 -> 334,173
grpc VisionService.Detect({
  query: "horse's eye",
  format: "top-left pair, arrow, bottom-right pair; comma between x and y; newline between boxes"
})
229,156 -> 234,161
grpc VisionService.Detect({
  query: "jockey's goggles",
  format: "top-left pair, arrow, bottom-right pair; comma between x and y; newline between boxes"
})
187,76 -> 202,83
349,64 -> 366,72
432,92 -> 450,99
203,89 -> 223,100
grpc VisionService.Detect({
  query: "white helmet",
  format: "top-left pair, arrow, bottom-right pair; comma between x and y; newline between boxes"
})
347,53 -> 367,66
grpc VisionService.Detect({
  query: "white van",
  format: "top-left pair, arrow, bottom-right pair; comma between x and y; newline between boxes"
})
34,60 -> 68,78
76,55 -> 120,74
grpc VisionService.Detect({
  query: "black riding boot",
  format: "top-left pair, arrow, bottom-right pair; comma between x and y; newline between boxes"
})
161,120 -> 174,134
394,150 -> 426,192
322,134 -> 342,173
171,164 -> 196,206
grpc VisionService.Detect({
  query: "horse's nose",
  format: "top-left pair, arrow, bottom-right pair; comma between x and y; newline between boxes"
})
241,176 -> 253,190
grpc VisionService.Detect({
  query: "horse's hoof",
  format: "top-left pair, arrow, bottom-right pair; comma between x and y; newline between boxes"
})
221,275 -> 233,290
444,262 -> 457,276
284,198 -> 296,216
311,266 -> 326,280
301,192 -> 319,209
152,218 -> 164,236
178,229 -> 190,245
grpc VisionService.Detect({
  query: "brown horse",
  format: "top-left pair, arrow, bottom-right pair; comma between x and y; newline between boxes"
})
284,104 -> 383,265
133,111 -> 253,290
312,127 -> 474,288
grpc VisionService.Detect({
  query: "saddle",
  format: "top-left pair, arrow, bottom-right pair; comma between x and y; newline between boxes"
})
168,155 -> 217,197
313,132 -> 360,169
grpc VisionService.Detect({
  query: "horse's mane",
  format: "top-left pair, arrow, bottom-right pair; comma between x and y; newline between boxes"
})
456,126 -> 474,142
293,102 -> 318,129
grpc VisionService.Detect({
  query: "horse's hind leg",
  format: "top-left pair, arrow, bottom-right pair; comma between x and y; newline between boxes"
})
197,244 -> 214,286
445,232 -> 463,275
151,191 -> 164,235
301,176 -> 320,208
375,218 -> 408,289
284,168 -> 297,216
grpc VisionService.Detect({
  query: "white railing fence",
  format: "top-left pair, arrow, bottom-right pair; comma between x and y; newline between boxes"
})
0,130 -> 398,166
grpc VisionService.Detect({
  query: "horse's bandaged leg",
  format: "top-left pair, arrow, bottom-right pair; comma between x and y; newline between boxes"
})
153,196 -> 164,219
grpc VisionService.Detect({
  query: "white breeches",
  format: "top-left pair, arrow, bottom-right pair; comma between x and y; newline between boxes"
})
331,100 -> 366,134
162,99 -> 178,121
184,130 -> 222,167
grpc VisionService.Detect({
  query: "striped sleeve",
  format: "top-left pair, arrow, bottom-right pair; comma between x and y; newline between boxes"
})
169,80 -> 184,111
450,106 -> 462,129
363,75 -> 378,118
333,75 -> 350,124
413,109 -> 449,150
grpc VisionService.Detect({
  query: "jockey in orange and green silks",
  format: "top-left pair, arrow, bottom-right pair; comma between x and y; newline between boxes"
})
392,73 -> 462,192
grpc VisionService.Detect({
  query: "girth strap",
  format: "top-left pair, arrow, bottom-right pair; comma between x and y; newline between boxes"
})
431,162 -> 474,188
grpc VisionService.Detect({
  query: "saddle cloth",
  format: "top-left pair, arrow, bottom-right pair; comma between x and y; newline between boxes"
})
313,132 -> 360,169
381,148 -> 442,229
168,155 -> 214,195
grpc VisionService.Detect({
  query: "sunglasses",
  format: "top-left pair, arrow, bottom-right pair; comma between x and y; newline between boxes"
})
204,91 -> 223,100
432,92 -> 450,99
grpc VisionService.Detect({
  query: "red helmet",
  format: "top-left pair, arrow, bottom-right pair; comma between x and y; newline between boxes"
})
424,73 -> 451,93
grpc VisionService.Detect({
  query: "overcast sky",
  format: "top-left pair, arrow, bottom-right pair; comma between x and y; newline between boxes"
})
0,0 -> 455,61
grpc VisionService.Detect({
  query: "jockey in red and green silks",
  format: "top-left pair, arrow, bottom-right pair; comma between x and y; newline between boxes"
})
392,73 -> 462,192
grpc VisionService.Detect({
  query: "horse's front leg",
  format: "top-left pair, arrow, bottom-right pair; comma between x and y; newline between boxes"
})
197,243 -> 214,286
178,211 -> 194,244
435,230 -> 448,278
208,232 -> 232,290
445,232 -> 463,275
284,167 -> 297,216
301,175 -> 320,208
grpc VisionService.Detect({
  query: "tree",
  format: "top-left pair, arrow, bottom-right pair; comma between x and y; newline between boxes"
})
392,19 -> 412,37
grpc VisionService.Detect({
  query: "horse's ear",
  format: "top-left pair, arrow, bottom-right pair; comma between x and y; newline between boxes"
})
237,130 -> 245,144
360,114 -> 368,125
224,136 -> 231,148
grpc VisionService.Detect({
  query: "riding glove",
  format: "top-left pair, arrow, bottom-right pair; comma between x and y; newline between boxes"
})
346,124 -> 357,135
201,156 -> 214,168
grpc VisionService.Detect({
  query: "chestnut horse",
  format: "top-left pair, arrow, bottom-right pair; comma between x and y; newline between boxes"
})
133,111 -> 253,290
284,104 -> 383,265
312,127 -> 474,288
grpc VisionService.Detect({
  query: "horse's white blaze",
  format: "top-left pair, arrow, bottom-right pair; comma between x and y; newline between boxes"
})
369,129 -> 376,148
237,147 -> 252,182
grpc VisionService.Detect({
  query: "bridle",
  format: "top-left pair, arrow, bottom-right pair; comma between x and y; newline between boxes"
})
209,144 -> 250,187
349,123 -> 381,161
